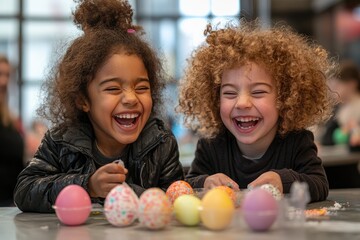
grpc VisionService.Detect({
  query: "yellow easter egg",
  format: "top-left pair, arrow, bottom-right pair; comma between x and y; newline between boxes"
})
173,194 -> 201,226
200,188 -> 235,230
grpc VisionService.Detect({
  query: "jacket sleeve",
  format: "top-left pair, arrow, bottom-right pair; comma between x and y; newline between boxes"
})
13,132 -> 93,213
272,131 -> 329,202
185,138 -> 214,188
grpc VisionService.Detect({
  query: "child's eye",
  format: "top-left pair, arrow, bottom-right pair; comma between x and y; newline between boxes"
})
222,91 -> 237,98
252,90 -> 267,97
105,87 -> 121,92
135,86 -> 150,93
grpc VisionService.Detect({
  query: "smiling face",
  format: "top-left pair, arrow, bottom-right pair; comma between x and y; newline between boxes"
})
80,53 -> 152,157
220,62 -> 279,157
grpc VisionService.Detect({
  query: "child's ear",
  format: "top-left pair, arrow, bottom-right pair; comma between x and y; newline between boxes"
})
75,95 -> 90,112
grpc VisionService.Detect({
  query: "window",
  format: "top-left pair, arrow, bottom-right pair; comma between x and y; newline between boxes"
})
136,0 -> 240,164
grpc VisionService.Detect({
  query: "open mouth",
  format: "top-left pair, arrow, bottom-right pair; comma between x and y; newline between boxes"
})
234,117 -> 259,130
114,113 -> 139,128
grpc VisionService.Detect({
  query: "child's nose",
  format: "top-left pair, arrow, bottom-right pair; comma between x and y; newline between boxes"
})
235,94 -> 252,109
121,89 -> 138,105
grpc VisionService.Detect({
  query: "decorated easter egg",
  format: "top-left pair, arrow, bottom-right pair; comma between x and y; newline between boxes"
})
214,185 -> 239,206
173,194 -> 201,226
138,188 -> 172,230
259,184 -> 283,201
242,188 -> 278,231
166,180 -> 194,203
200,188 -> 235,230
104,184 -> 139,227
53,185 -> 92,226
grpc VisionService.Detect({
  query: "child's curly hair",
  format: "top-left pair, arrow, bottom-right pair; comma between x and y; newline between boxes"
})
38,0 -> 167,129
177,20 -> 337,138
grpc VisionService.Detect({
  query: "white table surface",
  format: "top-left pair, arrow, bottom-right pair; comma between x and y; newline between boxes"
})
1,189 -> 360,240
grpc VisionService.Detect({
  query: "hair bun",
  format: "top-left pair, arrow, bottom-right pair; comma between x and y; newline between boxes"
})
73,0 -> 139,32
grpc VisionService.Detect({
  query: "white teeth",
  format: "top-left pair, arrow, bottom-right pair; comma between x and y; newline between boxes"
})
235,117 -> 259,122
239,125 -> 252,130
115,113 -> 139,119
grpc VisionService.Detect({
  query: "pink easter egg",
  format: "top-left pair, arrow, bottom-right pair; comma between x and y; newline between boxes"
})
138,188 -> 172,230
242,188 -> 278,231
53,185 -> 92,226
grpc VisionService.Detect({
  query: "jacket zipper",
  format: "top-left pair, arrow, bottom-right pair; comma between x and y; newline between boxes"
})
138,135 -> 167,187
140,162 -> 146,187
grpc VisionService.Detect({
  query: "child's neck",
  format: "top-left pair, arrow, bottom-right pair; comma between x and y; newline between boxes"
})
237,141 -> 270,160
95,140 -> 124,159
242,152 -> 265,160
236,130 -> 277,159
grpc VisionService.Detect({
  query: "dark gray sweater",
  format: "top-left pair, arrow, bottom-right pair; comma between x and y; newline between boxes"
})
186,129 -> 328,202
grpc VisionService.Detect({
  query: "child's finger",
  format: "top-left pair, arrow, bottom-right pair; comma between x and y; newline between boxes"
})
105,163 -> 128,174
221,178 -> 239,190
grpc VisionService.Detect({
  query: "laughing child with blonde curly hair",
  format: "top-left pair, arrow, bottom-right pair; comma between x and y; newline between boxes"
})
178,21 -> 337,202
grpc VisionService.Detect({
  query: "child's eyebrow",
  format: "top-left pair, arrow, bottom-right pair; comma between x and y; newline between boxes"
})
221,82 -> 274,88
99,77 -> 150,85
220,83 -> 235,88
251,82 -> 273,88
134,77 -> 150,84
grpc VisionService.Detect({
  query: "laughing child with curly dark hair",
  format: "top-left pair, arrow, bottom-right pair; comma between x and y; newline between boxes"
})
178,21 -> 337,202
14,0 -> 183,212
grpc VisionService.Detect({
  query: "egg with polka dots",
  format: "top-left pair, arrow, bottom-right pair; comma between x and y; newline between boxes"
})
259,184 -> 282,201
166,180 -> 194,203
104,184 -> 139,227
138,188 -> 172,230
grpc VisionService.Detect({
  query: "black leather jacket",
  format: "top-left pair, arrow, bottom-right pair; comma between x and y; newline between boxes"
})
14,117 -> 184,212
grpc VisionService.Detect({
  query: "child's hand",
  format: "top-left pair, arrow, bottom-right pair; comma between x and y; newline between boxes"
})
204,173 -> 240,191
88,163 -> 128,198
248,171 -> 283,193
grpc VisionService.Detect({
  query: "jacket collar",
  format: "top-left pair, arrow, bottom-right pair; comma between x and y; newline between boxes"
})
49,116 -> 167,158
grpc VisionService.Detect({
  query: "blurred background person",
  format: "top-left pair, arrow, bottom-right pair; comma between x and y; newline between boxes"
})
0,54 -> 25,206
24,119 -> 48,164
319,60 -> 360,150
336,61 -> 360,151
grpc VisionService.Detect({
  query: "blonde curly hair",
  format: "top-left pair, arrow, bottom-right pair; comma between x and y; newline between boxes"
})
177,20 -> 337,138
